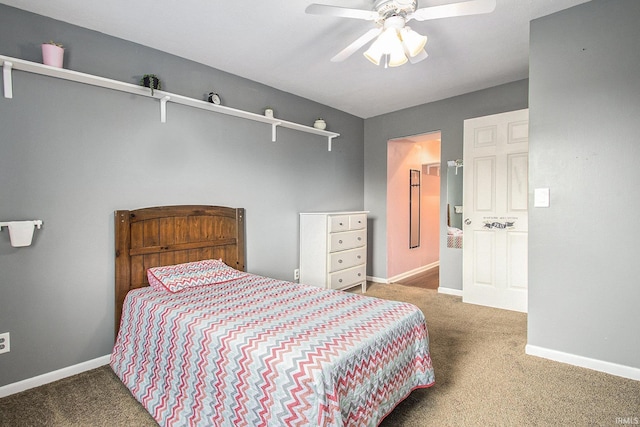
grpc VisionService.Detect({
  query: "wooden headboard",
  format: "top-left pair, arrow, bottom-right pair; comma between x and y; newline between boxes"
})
114,205 -> 245,336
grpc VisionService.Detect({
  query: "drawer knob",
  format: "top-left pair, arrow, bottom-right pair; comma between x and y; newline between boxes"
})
358,273 -> 362,277
339,279 -> 343,283
338,259 -> 343,263
357,255 -> 361,259
338,240 -> 343,244
357,237 -> 362,241
339,222 -> 344,226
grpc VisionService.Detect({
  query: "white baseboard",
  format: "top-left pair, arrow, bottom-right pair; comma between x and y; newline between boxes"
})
438,287 -> 463,296
367,275 -> 389,284
525,344 -> 640,381
0,354 -> 111,398
387,261 -> 439,284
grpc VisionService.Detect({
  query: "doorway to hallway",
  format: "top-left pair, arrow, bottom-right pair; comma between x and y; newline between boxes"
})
386,132 -> 441,284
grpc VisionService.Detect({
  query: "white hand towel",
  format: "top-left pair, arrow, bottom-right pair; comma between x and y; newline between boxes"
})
8,221 -> 36,247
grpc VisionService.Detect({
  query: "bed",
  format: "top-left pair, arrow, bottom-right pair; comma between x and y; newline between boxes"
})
111,205 -> 435,426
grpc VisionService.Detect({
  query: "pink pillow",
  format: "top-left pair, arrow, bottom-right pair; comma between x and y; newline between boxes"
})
146,259 -> 246,293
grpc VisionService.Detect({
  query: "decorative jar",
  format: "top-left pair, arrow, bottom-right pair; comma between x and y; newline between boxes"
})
313,118 -> 327,130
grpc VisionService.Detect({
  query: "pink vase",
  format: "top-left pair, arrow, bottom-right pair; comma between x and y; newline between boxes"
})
42,44 -> 64,68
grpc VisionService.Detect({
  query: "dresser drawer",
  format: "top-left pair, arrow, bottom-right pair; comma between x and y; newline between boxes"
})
328,215 -> 350,233
328,229 -> 366,252
328,265 -> 366,290
328,246 -> 366,273
328,213 -> 367,233
348,213 -> 367,230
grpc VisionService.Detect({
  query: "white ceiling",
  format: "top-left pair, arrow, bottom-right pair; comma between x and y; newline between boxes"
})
1,0 -> 590,118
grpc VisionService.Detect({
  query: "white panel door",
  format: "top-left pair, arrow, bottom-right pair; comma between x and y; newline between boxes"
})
463,109 -> 529,312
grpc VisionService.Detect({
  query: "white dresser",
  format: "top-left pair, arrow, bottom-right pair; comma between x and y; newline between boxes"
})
299,211 -> 368,292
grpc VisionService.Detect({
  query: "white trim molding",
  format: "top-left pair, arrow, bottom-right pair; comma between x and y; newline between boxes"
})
387,261 -> 439,284
368,263 -> 440,287
0,354 -> 111,398
525,344 -> 640,381
438,287 -> 463,296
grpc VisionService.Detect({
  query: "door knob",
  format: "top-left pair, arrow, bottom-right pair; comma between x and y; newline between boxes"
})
464,218 -> 472,225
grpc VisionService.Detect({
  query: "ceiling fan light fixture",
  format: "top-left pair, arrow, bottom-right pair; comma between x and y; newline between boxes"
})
378,26 -> 400,53
401,27 -> 428,57
363,42 -> 383,65
384,26 -> 408,67
307,0 -> 498,66
363,19 -> 426,67
388,48 -> 408,67
364,26 -> 409,67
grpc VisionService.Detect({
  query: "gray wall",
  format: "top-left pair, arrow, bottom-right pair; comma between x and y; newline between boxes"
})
447,167 -> 464,230
0,6 -> 364,387
528,0 -> 640,368
364,81 -> 529,288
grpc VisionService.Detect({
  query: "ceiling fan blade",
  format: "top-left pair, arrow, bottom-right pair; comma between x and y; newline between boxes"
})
408,49 -> 428,64
305,4 -> 378,21
409,0 -> 496,22
331,28 -> 382,62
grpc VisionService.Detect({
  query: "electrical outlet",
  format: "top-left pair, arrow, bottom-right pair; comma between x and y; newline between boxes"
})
0,332 -> 10,355
294,269 -> 300,281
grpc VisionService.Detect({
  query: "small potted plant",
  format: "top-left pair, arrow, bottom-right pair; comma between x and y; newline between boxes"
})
140,74 -> 161,96
42,40 -> 64,68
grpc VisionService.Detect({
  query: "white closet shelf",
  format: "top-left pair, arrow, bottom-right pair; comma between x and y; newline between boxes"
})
1,55 -> 340,151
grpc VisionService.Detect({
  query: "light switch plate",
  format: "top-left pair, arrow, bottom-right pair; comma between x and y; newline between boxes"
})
534,188 -> 550,208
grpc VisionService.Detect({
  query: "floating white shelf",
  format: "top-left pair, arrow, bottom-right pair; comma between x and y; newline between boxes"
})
0,55 -> 340,151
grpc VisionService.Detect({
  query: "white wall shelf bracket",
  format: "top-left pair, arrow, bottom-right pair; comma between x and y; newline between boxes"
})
3,60 -> 13,99
271,122 -> 282,142
160,96 -> 170,123
328,135 -> 337,152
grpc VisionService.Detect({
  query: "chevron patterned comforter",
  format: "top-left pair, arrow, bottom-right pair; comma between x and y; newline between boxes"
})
111,273 -> 434,426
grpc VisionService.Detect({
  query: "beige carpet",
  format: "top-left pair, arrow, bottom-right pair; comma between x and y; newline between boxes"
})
1,283 -> 638,426
366,284 -> 640,427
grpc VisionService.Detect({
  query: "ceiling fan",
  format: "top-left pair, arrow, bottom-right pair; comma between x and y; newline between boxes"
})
305,0 -> 496,67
